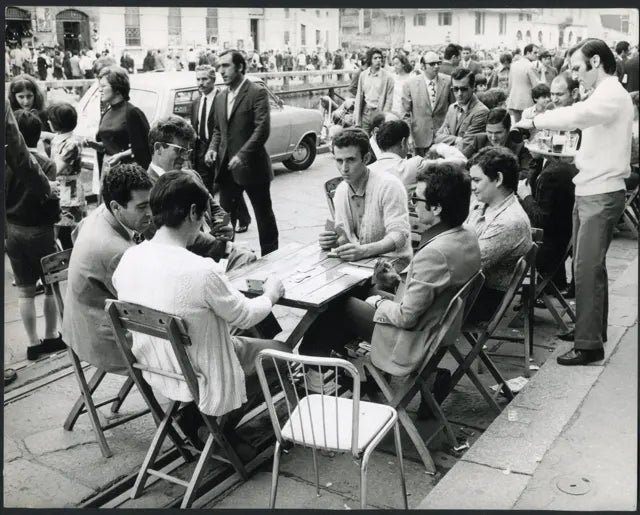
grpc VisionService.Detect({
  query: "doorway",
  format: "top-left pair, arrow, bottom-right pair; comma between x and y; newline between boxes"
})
250,18 -> 259,52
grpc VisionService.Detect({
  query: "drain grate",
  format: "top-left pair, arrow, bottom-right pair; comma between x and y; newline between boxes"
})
556,475 -> 591,495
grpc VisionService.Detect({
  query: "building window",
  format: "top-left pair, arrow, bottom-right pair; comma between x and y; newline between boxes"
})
527,14 -> 532,21
284,31 -> 290,45
414,14 -> 426,26
206,8 -> 218,43
285,8 -> 290,19
621,15 -> 630,33
124,7 -> 141,46
316,29 -> 321,45
301,24 -> 306,46
516,30 -> 523,41
168,8 -> 181,43
474,12 -> 485,35
316,10 -> 320,17
526,30 -> 531,40
538,30 -> 543,43
499,13 -> 507,35
519,13 -> 524,21
362,9 -> 372,34
438,12 -> 452,26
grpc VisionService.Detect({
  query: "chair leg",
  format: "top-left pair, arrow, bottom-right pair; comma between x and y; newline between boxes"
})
181,433 -> 218,509
202,415 -> 248,480
311,446 -> 320,497
132,401 -> 179,499
64,359 -> 106,431
393,422 -> 409,509
359,455 -> 369,510
420,388 -> 458,447
397,407 -> 437,474
269,440 -> 282,509
110,376 -> 135,414
66,349 -> 112,458
541,292 -> 570,332
448,346 -> 502,414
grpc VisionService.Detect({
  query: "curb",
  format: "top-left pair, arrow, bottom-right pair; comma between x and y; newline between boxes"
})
416,256 -> 639,510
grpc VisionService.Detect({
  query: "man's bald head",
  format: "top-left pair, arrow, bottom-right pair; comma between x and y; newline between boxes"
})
550,73 -> 579,107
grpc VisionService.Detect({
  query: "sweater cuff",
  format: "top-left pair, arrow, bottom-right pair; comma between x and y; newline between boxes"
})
387,230 -> 407,251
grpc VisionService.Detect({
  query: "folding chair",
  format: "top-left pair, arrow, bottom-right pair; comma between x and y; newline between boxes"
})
357,273 -> 480,473
255,349 -> 407,509
620,186 -> 639,237
324,176 -> 344,218
106,300 -> 248,509
40,250 -> 150,459
459,244 -> 538,404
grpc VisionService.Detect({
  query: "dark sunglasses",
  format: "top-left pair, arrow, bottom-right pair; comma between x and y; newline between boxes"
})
452,86 -> 471,92
426,61 -> 441,66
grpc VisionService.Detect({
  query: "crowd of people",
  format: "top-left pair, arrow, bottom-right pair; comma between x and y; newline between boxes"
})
4,37 -> 638,465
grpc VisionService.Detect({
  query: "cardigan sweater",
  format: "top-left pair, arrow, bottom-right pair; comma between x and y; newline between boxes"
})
333,169 -> 412,266
113,241 -> 274,416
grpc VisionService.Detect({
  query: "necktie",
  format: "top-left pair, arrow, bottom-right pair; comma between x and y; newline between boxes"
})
428,80 -> 437,108
455,105 -> 464,129
133,232 -> 144,244
199,96 -> 207,141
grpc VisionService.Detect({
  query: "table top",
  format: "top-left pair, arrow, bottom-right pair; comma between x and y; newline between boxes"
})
226,242 -> 378,310
524,142 -> 577,158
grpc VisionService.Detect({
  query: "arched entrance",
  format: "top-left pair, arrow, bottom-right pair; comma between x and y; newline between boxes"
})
56,8 -> 90,53
6,6 -> 33,47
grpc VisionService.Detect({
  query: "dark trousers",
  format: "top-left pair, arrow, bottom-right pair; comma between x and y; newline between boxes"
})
218,177 -> 278,256
466,285 -> 505,324
572,191 -> 626,350
537,240 -> 570,290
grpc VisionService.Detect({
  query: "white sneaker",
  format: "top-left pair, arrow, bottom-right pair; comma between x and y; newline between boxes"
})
304,369 -> 337,395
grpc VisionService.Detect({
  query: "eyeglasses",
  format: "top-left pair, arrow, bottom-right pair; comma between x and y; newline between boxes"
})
426,61 -> 441,66
452,86 -> 471,92
409,194 -> 428,207
164,142 -> 193,158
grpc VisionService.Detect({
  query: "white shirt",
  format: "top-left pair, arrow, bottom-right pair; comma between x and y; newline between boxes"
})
198,89 -> 217,140
367,152 -> 421,194
227,77 -> 248,119
149,162 -> 166,177
535,75 -> 633,196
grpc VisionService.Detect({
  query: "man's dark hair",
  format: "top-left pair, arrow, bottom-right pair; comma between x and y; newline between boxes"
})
486,107 -> 511,130
14,109 -> 42,148
451,67 -> 476,87
615,41 -> 630,56
102,163 -> 153,212
467,146 -> 519,192
523,44 -> 538,56
531,83 -> 551,101
148,115 -> 197,153
552,72 -> 580,95
219,49 -> 247,75
150,170 -> 210,229
462,46 -> 472,53
478,87 -> 507,109
443,43 -> 461,61
331,128 -> 370,159
475,74 -> 487,87
46,102 -> 78,132
570,38 -> 617,75
499,52 -> 513,66
366,47 -> 383,67
416,162 -> 471,226
370,112 -> 387,132
376,120 -> 410,151
100,66 -> 131,100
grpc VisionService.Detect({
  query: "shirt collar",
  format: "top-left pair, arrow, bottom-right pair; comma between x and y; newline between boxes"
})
150,161 -> 166,177
348,169 -> 370,197
368,68 -> 381,77
377,151 -> 402,161
484,193 -> 517,223
204,88 -> 217,102
229,77 -> 247,97
419,221 -> 456,248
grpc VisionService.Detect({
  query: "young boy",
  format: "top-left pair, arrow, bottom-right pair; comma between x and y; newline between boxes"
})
475,73 -> 488,93
522,83 -> 551,120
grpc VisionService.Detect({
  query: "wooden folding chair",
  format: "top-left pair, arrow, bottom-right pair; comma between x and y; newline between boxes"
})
357,273 -> 480,473
105,300 -> 248,508
255,349 -> 407,509
459,244 -> 538,408
324,176 -> 343,218
40,250 -> 150,459
621,186 -> 639,237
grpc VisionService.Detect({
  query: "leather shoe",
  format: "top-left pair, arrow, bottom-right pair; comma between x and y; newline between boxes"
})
557,330 -> 607,343
236,224 -> 249,233
561,285 -> 575,299
557,348 -> 604,366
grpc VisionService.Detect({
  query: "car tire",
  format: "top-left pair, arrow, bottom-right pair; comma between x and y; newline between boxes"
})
283,136 -> 316,171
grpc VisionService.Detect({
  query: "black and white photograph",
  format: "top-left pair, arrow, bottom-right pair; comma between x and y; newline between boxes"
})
3,5 -> 638,510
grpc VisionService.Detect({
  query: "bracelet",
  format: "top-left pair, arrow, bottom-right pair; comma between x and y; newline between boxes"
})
375,297 -> 383,309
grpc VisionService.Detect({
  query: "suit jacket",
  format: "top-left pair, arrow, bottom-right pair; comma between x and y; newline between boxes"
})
506,58 -> 540,111
438,60 -> 456,76
63,205 -> 133,374
354,68 -> 395,126
624,54 -> 639,92
435,95 -> 489,151
191,91 -> 217,177
461,59 -> 482,75
402,72 -> 452,149
461,133 -> 539,179
208,78 -> 272,186
370,225 -> 481,376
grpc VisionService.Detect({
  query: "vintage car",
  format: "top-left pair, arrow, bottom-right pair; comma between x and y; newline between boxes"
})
74,71 -> 323,179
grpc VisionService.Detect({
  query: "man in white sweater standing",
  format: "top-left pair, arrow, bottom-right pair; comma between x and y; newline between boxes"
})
515,38 -> 633,366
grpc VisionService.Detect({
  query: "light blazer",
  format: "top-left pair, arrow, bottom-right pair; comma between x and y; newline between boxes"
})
354,68 -> 395,126
63,205 -> 134,374
370,225 -> 481,376
506,58 -> 540,111
401,72 -> 452,149
208,78 -> 273,186
435,95 -> 489,151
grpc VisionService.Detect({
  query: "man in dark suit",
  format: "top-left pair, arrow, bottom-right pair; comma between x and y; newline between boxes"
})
191,65 -> 218,192
624,51 -> 639,92
435,68 -> 489,153
401,51 -> 453,156
438,44 -> 462,77
205,50 -> 279,256
460,46 -> 482,75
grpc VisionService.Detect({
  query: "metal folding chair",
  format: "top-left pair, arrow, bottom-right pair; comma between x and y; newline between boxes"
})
106,300 -> 247,509
255,350 -> 408,509
40,250 -> 150,458
358,273 -> 480,473
324,176 -> 343,218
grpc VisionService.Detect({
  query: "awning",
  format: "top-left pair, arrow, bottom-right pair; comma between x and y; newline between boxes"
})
6,6 -> 31,21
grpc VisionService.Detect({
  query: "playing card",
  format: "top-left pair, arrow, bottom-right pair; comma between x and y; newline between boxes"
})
325,218 -> 335,231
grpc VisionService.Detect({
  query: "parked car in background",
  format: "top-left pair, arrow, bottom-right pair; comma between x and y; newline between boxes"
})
74,71 -> 323,188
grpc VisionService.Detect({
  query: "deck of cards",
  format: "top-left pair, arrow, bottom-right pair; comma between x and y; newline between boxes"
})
246,278 -> 265,292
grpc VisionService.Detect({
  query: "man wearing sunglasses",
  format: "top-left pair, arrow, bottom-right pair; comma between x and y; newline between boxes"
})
435,67 -> 489,152
401,50 -> 453,157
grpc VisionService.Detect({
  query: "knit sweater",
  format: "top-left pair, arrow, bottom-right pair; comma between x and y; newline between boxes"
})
112,241 -> 274,416
333,169 -> 412,265
534,76 -> 633,196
